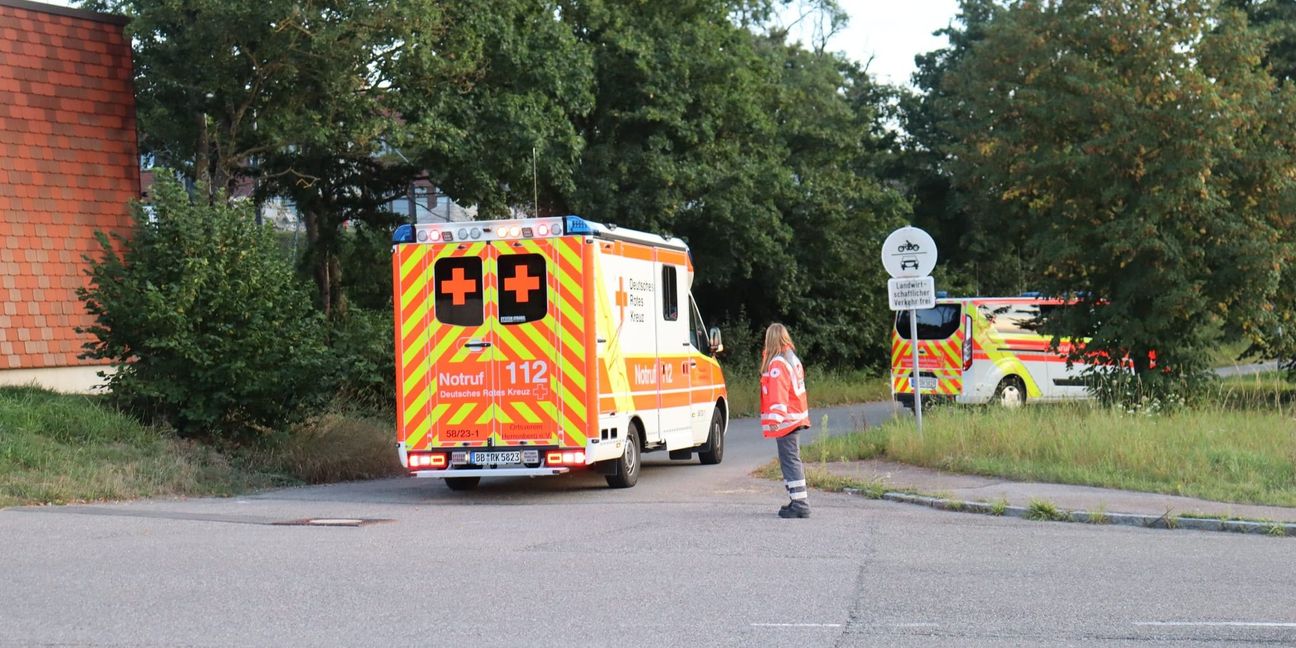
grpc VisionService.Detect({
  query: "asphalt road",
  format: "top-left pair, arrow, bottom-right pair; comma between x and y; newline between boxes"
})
2,401 -> 1294,648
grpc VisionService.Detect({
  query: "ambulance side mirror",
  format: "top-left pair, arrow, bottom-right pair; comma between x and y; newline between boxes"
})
708,327 -> 724,355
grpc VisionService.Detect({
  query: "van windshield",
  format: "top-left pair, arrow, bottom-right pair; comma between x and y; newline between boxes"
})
895,305 -> 961,340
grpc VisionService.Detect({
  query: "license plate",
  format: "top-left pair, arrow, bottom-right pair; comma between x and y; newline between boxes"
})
471,451 -> 522,465
915,377 -> 940,391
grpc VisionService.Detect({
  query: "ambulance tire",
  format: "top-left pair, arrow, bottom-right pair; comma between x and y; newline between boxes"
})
605,424 -> 642,489
994,376 -> 1026,408
697,408 -> 725,465
445,477 -> 481,491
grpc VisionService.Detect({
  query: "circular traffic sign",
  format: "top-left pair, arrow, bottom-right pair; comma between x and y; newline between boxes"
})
881,226 -> 938,278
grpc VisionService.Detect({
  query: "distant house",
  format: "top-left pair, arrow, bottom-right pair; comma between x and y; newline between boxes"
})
0,0 -> 139,392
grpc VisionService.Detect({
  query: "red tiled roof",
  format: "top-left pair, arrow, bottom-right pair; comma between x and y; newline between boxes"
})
0,0 -> 139,370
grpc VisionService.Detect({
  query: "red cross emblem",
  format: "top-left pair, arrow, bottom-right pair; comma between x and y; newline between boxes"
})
504,264 -> 541,303
440,267 -> 477,306
615,277 -> 629,323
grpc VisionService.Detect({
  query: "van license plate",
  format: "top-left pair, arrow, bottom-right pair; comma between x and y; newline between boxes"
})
471,451 -> 522,465
915,377 -> 940,391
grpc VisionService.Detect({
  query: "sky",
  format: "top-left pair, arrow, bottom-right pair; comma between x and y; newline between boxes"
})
41,0 -> 961,88
784,0 -> 963,87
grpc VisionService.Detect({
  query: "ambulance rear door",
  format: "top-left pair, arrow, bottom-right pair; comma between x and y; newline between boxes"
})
488,238 -> 569,449
426,243 -> 496,449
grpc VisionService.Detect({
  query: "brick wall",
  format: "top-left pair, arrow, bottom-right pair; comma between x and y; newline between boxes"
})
0,0 -> 138,370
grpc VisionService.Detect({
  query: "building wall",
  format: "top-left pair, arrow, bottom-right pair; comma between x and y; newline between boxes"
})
0,0 -> 138,381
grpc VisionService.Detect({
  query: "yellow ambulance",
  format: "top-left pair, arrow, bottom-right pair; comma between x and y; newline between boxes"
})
891,297 -> 1092,408
391,216 -> 729,490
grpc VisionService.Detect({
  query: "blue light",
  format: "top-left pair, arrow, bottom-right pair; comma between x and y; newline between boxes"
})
392,224 -> 415,244
563,215 -> 593,235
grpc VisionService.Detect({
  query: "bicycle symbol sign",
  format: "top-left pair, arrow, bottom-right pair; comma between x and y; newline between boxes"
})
881,226 -> 937,279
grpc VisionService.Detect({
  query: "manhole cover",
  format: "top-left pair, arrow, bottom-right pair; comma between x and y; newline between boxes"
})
273,518 -> 393,527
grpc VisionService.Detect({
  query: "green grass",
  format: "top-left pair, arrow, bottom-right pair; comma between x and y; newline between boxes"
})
725,368 -> 891,418
1207,338 -> 1255,369
795,399 -> 1296,508
0,386 -> 401,508
1212,372 -> 1296,412
1026,499 -> 1068,521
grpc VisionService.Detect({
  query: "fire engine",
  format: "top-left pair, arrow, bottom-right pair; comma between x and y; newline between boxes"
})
391,216 -> 728,489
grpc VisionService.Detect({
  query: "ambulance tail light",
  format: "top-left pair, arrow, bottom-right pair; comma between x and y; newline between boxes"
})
409,452 -> 448,470
962,315 -> 974,372
545,450 -> 586,467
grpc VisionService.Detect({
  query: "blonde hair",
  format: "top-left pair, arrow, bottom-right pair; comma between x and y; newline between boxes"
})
760,323 -> 795,372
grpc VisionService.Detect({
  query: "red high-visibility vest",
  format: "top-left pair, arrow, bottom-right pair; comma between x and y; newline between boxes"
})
760,352 -> 809,438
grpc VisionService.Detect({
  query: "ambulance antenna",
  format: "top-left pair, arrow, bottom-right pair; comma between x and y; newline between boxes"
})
532,146 -> 539,219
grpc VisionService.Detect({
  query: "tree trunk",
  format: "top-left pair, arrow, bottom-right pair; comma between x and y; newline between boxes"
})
328,252 -> 346,317
301,208 -> 347,318
195,112 -> 210,194
303,209 -> 332,315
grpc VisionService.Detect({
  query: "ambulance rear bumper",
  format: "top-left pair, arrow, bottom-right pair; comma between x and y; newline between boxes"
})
411,467 -> 571,479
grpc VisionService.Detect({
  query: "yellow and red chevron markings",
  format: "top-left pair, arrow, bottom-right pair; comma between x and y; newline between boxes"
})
891,334 -> 964,396
393,236 -> 594,452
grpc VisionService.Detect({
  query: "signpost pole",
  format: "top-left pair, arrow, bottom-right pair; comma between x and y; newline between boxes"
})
909,307 -> 922,437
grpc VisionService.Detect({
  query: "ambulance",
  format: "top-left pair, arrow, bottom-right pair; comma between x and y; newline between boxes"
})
891,297 -> 1092,408
390,216 -> 729,490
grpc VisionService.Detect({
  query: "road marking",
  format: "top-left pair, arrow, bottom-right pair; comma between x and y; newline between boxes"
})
751,622 -> 839,627
751,622 -> 938,629
1135,622 -> 1296,628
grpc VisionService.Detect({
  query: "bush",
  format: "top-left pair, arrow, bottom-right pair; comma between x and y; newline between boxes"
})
78,173 -> 331,439
327,307 -> 396,408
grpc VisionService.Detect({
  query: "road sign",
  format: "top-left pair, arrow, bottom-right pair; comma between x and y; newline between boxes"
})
881,227 -> 940,439
881,226 -> 938,278
888,276 -> 936,311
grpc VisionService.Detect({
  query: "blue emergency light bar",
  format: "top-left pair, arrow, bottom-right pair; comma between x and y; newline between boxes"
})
563,215 -> 593,235
392,224 -> 415,244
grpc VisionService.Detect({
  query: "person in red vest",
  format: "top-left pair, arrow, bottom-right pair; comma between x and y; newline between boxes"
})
759,323 -> 811,518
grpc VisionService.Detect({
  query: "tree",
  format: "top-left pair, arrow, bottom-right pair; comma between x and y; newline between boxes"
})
557,0 -> 907,367
761,43 -> 908,364
90,0 -> 592,315
78,173 -> 329,437
893,0 -> 1009,295
939,0 -> 1296,399
1224,0 -> 1296,83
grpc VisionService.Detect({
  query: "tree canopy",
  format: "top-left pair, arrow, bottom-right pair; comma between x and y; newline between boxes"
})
916,0 -> 1296,397
84,0 -> 1296,399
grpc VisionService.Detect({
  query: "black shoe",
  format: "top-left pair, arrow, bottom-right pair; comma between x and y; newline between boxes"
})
778,506 -> 810,518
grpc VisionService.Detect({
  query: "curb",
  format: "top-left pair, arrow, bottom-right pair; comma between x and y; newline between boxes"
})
840,489 -> 1296,537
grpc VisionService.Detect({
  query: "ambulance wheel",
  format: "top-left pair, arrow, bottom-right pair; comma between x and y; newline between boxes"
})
994,377 -> 1026,408
605,424 -> 641,489
698,408 -> 725,465
445,477 -> 481,491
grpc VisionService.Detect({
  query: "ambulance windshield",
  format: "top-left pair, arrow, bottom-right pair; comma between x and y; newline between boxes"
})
895,305 -> 960,340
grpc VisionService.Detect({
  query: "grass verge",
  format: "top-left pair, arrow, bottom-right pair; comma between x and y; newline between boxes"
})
1213,372 -> 1296,412
789,399 -> 1296,508
0,386 -> 400,508
725,368 -> 890,418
